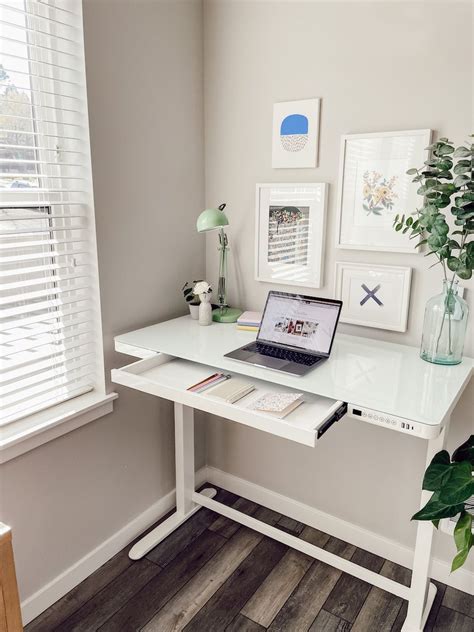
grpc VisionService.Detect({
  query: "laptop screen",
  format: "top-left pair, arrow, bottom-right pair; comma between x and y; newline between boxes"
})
257,292 -> 342,356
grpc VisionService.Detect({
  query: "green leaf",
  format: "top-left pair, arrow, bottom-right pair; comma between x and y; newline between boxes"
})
432,450 -> 451,466
438,171 -> 453,180
422,463 -> 452,491
432,519 -> 440,529
457,267 -> 473,280
454,163 -> 471,176
437,183 -> 457,194
415,239 -> 427,248
448,240 -> 461,249
455,197 -> 472,208
395,223 -> 403,232
454,174 -> 471,188
451,543 -> 471,572
438,461 -> 474,505
406,168 -> 418,175
434,195 -> 451,209
447,257 -> 460,272
454,146 -> 471,158
437,144 -> 454,156
452,435 -> 474,464
412,491 -> 463,521
454,511 -> 472,552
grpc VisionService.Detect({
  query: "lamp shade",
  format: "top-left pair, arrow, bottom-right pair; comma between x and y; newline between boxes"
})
196,204 -> 229,233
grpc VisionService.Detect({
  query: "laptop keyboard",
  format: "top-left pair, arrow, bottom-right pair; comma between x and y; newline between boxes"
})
254,342 -> 322,366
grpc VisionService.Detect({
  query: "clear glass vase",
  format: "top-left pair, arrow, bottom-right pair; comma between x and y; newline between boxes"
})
420,280 -> 469,365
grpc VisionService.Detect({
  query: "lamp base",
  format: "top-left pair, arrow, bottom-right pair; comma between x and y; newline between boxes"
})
212,307 -> 242,323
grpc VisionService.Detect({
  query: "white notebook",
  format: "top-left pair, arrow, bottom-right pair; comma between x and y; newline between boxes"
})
206,378 -> 255,404
248,392 -> 304,419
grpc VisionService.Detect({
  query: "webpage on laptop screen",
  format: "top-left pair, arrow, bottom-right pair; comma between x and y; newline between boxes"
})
258,294 -> 340,354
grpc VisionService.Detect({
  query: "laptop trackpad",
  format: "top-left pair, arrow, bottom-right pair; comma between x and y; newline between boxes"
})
247,353 -> 288,369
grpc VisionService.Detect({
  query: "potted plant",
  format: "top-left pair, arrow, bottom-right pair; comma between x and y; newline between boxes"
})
412,436 -> 473,571
182,281 -> 202,320
393,136 -> 473,365
393,137 -> 473,571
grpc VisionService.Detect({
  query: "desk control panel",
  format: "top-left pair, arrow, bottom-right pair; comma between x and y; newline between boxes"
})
346,404 -> 440,440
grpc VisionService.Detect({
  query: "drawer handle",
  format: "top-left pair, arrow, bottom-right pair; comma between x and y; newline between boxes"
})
317,402 -> 348,439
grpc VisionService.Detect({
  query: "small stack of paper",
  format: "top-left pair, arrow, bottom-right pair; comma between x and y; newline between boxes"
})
249,392 -> 304,419
206,378 -> 255,403
237,311 -> 262,332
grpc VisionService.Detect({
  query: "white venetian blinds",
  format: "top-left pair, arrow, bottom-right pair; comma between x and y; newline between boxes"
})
0,0 -> 103,426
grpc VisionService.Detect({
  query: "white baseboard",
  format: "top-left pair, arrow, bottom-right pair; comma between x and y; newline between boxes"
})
21,466 -> 209,626
22,463 -> 473,625
204,465 -> 474,595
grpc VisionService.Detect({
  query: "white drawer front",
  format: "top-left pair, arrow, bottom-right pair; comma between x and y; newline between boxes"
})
111,355 -> 347,447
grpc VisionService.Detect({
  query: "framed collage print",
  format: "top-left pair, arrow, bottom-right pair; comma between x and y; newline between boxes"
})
255,183 -> 327,289
336,129 -> 432,252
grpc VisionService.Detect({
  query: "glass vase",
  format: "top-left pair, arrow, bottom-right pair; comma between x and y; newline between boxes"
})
420,280 -> 469,365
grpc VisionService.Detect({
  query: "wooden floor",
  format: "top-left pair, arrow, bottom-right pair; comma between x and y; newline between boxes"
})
26,486 -> 474,632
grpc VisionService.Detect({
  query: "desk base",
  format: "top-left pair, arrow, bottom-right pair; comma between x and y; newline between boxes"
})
129,487 -> 217,560
128,402 -> 445,632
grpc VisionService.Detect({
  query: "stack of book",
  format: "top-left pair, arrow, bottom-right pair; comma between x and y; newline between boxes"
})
249,392 -> 304,419
237,311 -> 262,332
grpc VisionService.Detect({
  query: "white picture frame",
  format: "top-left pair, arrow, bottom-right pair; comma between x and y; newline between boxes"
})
336,129 -> 432,253
272,99 -> 320,168
255,183 -> 327,289
335,262 -> 412,332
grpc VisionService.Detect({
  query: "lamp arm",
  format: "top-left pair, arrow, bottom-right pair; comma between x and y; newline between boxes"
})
217,228 -> 228,312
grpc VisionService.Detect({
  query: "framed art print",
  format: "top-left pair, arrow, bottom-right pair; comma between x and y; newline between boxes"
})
335,262 -> 412,332
336,129 -> 432,252
272,99 -> 320,168
255,183 -> 327,288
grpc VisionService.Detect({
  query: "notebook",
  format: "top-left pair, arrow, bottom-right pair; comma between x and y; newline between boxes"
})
206,377 -> 255,403
248,392 -> 304,419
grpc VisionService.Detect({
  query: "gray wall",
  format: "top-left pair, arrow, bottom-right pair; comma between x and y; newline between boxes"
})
0,0 -> 205,602
203,0 -> 473,568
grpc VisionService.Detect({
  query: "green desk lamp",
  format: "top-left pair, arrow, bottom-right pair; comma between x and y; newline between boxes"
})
196,203 -> 242,323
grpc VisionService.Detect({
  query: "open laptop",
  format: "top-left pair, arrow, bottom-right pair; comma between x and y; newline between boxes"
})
225,291 -> 343,376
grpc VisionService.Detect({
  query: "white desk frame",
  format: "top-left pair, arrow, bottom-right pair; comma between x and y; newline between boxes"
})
112,317 -> 473,632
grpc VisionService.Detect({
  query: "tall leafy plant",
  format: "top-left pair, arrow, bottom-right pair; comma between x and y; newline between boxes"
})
393,135 -> 474,280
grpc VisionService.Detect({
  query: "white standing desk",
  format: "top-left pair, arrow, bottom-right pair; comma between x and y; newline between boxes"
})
112,316 -> 473,632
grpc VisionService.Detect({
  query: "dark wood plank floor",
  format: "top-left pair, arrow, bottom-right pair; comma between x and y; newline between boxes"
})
25,486 -> 474,632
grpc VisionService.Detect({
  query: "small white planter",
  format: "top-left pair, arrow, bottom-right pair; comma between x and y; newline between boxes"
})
189,304 -> 199,320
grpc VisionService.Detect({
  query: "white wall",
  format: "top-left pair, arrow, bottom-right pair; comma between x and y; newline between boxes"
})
0,0 -> 205,604
204,0 -> 473,569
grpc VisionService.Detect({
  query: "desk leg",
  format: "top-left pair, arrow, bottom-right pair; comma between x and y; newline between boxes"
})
129,403 -> 217,560
402,426 -> 447,632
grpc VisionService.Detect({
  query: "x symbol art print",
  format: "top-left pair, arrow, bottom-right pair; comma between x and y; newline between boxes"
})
360,283 -> 383,306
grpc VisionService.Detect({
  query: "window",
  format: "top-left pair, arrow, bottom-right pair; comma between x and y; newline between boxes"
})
0,0 -> 111,440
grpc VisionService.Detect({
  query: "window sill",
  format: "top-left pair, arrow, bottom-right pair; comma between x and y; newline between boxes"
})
0,391 -> 118,464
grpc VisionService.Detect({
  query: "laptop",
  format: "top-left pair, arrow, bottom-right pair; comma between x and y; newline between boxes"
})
225,291 -> 342,376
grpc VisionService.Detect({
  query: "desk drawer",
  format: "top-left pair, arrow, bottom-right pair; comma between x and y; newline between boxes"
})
111,355 -> 346,447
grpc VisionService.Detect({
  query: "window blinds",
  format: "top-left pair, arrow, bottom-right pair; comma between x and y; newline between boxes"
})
0,0 -> 104,426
